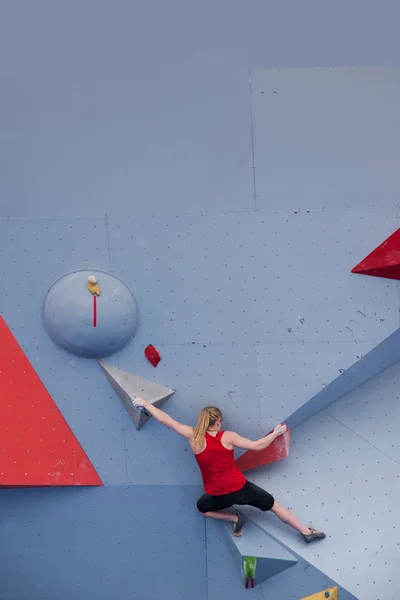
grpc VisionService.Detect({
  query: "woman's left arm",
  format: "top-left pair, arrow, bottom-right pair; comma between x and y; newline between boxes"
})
133,398 -> 193,439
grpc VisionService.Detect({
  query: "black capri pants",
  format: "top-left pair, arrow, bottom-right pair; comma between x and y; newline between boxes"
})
197,480 -> 274,514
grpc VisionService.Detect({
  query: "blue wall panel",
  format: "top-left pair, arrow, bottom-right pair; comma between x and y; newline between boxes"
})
28,349 -> 127,485
286,327 -> 400,429
117,342 -> 261,485
108,208 -> 398,346
0,485 -> 206,600
257,340 -> 373,430
206,519 -> 357,600
0,218 -> 110,350
248,362 -> 400,600
326,361 -> 400,462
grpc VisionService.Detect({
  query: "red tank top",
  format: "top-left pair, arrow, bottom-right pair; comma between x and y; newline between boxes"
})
194,431 -> 246,495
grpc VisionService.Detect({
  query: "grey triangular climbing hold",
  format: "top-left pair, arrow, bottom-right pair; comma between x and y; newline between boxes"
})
98,361 -> 175,430
222,515 -> 297,587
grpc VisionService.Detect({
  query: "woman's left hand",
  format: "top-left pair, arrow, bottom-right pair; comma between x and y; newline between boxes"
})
273,423 -> 287,437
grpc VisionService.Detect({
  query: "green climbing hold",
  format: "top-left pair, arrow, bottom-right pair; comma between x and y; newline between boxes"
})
243,556 -> 257,578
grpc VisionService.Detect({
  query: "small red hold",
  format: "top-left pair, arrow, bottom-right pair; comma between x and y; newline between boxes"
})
145,344 -> 161,368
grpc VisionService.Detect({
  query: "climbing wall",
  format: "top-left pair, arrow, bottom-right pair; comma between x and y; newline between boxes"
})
246,361 -> 400,600
1,3 -> 400,598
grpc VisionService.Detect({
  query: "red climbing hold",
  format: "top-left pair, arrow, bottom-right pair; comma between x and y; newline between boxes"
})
351,228 -> 400,280
0,315 -> 103,487
235,426 -> 290,473
145,344 -> 161,367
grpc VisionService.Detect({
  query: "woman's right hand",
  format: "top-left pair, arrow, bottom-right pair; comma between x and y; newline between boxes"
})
132,396 -> 148,409
273,423 -> 287,437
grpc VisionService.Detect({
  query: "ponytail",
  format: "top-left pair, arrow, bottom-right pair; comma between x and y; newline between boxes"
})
192,406 -> 222,448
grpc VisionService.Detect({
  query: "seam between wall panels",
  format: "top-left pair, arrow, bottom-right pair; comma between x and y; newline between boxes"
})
323,410 -> 400,466
0,206 -> 397,221
156,340 -> 381,347
117,354 -> 130,486
254,343 -> 263,437
204,518 -> 209,600
248,69 -> 257,212
105,214 -> 113,273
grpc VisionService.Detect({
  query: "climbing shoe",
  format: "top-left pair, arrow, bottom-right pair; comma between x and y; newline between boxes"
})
301,528 -> 326,543
232,512 -> 246,537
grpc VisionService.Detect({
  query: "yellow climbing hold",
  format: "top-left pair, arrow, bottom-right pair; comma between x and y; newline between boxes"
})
301,587 -> 338,600
88,275 -> 101,296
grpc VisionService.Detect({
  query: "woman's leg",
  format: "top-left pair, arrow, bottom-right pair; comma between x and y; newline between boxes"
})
241,482 -> 325,541
196,490 -> 246,535
197,507 -> 238,523
270,500 -> 313,535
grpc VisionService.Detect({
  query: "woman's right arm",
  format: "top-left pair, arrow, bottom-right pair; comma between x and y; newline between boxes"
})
132,397 -> 193,439
224,424 -> 287,451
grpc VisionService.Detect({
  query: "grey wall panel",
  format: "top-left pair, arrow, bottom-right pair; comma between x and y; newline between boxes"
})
0,64 -> 254,218
251,67 -> 400,210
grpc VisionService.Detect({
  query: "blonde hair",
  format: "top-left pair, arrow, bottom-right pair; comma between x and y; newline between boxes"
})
192,406 -> 222,448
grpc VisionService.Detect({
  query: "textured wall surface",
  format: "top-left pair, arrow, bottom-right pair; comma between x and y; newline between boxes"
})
1,2 -> 400,598
248,362 -> 400,600
0,486 -> 206,600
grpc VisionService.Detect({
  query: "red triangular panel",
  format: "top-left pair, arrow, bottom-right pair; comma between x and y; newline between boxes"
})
351,228 -> 400,280
235,428 -> 290,473
0,316 -> 103,487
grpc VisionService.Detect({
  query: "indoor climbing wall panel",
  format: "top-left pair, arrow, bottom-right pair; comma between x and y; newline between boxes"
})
222,517 -> 298,587
250,66 -> 400,210
119,343 -> 262,485
107,208 -> 398,348
0,218 -> 111,350
325,361 -> 400,465
284,326 -> 400,430
246,362 -> 400,600
0,60 -> 253,219
256,340 -> 374,429
0,485 -> 206,600
206,520 -> 355,600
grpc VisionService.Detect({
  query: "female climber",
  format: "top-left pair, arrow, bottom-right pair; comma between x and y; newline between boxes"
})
132,400 -> 326,543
